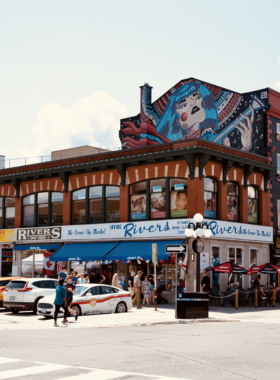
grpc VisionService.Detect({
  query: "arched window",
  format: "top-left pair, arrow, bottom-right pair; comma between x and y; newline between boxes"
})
227,182 -> 239,221
170,179 -> 188,218
0,197 -> 15,228
248,186 -> 259,224
72,186 -> 120,224
204,178 -> 217,219
22,192 -> 63,227
129,178 -> 188,221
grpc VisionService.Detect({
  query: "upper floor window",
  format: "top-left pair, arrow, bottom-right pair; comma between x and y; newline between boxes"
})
0,197 -> 15,228
204,178 -> 217,219
130,178 -> 188,221
277,154 -> 280,174
227,182 -> 239,222
248,186 -> 258,224
23,192 -> 63,227
72,186 -> 120,224
277,123 -> 280,139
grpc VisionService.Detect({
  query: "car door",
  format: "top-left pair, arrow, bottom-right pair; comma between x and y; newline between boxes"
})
100,286 -> 120,312
82,286 -> 104,315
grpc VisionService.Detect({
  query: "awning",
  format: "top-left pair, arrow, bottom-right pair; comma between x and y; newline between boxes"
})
104,240 -> 185,262
50,242 -> 119,262
15,244 -> 61,251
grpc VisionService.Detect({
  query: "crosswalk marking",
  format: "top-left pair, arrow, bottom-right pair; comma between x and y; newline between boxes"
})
0,357 -> 194,380
0,363 -> 69,379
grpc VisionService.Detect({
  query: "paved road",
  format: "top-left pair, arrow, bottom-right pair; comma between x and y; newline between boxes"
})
0,306 -> 279,380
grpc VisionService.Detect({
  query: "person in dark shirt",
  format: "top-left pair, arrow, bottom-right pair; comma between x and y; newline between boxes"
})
201,272 -> 211,294
128,271 -> 135,297
252,274 -> 266,302
65,275 -> 78,321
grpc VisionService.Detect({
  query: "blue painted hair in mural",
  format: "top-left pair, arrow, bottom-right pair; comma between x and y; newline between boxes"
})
155,82 -> 218,141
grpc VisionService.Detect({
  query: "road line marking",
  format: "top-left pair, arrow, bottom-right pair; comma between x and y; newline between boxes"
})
0,358 -> 21,364
0,364 -> 69,379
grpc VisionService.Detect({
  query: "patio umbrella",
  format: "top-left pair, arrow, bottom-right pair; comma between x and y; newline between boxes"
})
247,263 -> 280,287
206,261 -> 248,274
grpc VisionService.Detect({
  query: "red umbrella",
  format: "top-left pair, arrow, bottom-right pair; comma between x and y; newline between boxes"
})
206,261 -> 248,274
247,263 -> 280,276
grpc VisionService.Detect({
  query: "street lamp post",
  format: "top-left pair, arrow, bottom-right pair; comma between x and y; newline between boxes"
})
184,213 -> 212,292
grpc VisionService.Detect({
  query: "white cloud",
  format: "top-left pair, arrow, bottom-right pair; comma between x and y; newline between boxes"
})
21,91 -> 127,157
275,81 -> 280,90
278,56 -> 280,65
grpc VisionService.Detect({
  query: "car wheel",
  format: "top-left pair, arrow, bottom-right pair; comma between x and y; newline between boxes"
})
33,299 -> 42,314
70,304 -> 81,316
115,301 -> 126,313
10,308 -> 19,314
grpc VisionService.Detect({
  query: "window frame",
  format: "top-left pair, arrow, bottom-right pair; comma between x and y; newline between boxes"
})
129,178 -> 190,222
0,196 -> 15,229
226,182 -> 240,223
247,186 -> 259,225
277,123 -> 280,139
71,185 -> 120,225
204,177 -> 218,220
22,192 -> 63,227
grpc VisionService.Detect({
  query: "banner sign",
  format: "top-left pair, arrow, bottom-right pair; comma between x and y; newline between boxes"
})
16,227 -> 62,241
62,219 -> 273,243
0,229 -> 14,243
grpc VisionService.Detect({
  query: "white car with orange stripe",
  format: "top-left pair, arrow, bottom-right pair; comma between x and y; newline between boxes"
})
37,284 -> 132,318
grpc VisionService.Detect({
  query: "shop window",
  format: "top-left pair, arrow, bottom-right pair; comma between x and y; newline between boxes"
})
22,192 -> 63,227
72,185 -> 120,224
0,197 -> 15,228
248,186 -> 259,224
170,179 -> 188,218
150,179 -> 166,219
228,248 -> 243,287
204,178 -> 217,219
278,200 -> 280,233
130,182 -> 147,220
227,182 -> 239,222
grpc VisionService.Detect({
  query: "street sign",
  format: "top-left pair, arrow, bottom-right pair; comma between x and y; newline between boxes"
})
152,243 -> 158,264
165,244 -> 187,253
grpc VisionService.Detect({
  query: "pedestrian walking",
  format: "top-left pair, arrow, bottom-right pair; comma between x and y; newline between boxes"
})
78,273 -> 86,284
142,276 -> 151,306
53,279 -> 68,327
132,271 -> 143,309
128,271 -> 135,297
112,273 -> 123,289
58,267 -> 67,281
65,275 -> 78,321
101,267 -> 110,285
85,274 -> 90,284
201,271 -> 211,294
148,275 -> 155,305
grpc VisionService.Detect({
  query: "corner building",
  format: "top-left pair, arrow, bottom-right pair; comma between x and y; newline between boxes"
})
0,77 -> 278,298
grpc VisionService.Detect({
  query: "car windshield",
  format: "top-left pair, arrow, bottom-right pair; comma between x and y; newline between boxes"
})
75,286 -> 88,295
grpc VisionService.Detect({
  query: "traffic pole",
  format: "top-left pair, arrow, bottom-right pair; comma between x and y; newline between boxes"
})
154,261 -> 157,311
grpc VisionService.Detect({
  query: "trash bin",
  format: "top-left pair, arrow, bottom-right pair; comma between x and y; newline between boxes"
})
176,292 -> 209,319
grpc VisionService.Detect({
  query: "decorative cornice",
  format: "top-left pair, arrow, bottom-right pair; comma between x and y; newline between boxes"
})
184,154 -> 195,180
11,179 -> 20,198
222,160 -> 234,184
198,154 -> 211,179
264,169 -> 275,192
59,172 -> 69,194
116,164 -> 126,187
244,165 -> 254,188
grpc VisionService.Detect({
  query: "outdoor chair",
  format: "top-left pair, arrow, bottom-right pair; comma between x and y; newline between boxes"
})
224,290 -> 235,307
238,289 -> 249,307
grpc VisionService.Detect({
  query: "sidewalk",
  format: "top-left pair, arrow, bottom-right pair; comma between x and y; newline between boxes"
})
1,303 -> 280,330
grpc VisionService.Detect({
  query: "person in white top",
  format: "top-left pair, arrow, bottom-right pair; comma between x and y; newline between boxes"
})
112,273 -> 123,289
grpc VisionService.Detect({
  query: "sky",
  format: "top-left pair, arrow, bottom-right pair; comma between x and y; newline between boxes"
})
0,0 -> 280,162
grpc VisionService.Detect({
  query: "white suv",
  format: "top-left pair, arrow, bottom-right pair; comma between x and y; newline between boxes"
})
3,278 -> 58,314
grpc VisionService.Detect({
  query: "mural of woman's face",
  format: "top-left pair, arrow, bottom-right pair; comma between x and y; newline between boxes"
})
176,92 -> 206,131
175,193 -> 188,210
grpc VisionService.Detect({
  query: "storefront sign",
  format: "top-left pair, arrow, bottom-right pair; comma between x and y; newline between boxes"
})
0,229 -> 14,243
16,227 -> 62,241
2,250 -> 13,261
62,219 -> 273,243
